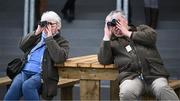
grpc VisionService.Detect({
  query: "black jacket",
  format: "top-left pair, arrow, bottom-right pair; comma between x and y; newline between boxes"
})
19,32 -> 69,100
98,25 -> 169,83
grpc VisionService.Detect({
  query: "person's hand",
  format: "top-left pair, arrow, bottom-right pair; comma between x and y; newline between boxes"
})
116,20 -> 132,38
103,22 -> 113,40
35,25 -> 45,35
44,24 -> 53,37
103,16 -> 114,40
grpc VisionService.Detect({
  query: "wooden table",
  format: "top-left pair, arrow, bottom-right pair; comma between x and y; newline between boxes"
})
55,54 -> 119,100
55,54 -> 180,100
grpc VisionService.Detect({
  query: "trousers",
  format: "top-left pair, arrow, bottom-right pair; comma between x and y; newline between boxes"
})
119,77 -> 179,101
4,70 -> 41,100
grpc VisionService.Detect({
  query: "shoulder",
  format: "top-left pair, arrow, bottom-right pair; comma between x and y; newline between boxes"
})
137,24 -> 155,31
54,34 -> 69,45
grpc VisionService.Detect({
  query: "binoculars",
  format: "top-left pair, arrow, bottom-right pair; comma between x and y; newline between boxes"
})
107,19 -> 117,27
38,21 -> 48,27
38,21 -> 50,27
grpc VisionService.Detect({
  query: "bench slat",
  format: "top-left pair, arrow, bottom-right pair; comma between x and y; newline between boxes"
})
0,76 -> 79,87
169,80 -> 180,89
58,78 -> 79,87
0,76 -> 11,86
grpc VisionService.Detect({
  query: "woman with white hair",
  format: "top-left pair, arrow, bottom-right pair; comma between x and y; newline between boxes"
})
4,11 -> 69,100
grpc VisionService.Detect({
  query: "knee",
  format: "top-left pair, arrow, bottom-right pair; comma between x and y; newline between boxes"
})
120,89 -> 133,97
154,85 -> 172,96
120,87 -> 139,100
119,79 -> 143,100
22,82 -> 33,92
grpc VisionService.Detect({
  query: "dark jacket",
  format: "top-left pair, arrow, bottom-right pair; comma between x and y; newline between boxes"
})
19,32 -> 69,100
98,25 -> 169,83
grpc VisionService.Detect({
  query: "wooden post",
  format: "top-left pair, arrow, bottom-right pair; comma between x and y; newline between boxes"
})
175,88 -> 180,98
61,86 -> 73,100
110,80 -> 119,101
80,80 -> 100,100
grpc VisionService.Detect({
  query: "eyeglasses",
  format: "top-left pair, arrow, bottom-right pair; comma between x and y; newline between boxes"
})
48,22 -> 57,25
39,21 -> 57,27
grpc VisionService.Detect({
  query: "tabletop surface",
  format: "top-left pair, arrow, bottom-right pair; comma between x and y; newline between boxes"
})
55,54 -> 114,68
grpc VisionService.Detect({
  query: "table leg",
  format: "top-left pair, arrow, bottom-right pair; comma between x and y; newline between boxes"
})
80,80 -> 100,100
110,80 -> 119,100
61,86 -> 73,100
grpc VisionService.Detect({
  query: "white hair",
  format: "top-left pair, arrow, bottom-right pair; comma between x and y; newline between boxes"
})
41,11 -> 61,29
106,10 -> 126,22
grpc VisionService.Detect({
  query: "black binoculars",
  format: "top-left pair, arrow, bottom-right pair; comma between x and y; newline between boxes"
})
107,19 -> 117,27
38,21 -> 48,27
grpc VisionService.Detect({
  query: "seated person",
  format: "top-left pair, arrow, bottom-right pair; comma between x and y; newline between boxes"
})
98,10 -> 179,101
4,11 -> 69,100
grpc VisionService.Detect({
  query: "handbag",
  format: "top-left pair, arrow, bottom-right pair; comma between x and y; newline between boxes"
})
6,58 -> 25,79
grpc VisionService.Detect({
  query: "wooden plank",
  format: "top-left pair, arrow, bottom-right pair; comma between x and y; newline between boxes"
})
0,76 -> 11,86
68,55 -> 96,61
58,55 -> 97,67
0,76 -> 79,88
58,67 -> 118,80
77,59 -> 97,67
58,78 -> 79,87
91,61 -> 105,68
75,55 -> 97,63
55,55 -> 96,67
91,61 -> 114,69
66,55 -> 96,63
169,80 -> 180,89
104,64 -> 115,68
55,54 -> 114,68
65,56 -> 97,67
80,80 -> 100,100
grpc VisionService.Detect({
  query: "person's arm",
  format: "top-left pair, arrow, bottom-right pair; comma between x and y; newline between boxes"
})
45,36 -> 69,64
98,20 -> 114,65
98,40 -> 114,65
19,25 -> 44,53
19,31 -> 41,53
131,25 -> 157,47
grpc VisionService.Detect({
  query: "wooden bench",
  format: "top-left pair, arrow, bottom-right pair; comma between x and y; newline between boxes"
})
0,76 -> 79,100
55,54 -> 180,100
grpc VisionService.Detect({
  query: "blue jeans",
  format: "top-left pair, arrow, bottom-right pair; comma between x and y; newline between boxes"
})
4,70 -> 41,101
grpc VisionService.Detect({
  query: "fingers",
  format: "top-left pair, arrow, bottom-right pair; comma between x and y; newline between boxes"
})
35,25 -> 45,35
104,24 -> 112,39
116,20 -> 123,28
45,25 -> 53,37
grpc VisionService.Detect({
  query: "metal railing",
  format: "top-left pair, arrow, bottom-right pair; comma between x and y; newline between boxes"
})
23,0 -> 35,37
116,0 -> 129,20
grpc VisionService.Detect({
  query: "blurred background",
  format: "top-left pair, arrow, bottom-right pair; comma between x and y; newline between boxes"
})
0,0 -> 180,100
